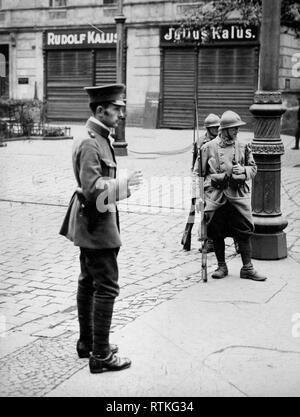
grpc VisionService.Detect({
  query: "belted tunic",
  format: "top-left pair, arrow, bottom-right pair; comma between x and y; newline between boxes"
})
59,117 -> 130,249
194,136 -> 257,226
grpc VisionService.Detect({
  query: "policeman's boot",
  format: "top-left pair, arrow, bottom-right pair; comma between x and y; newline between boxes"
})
89,353 -> 131,374
77,282 -> 93,358
212,262 -> 228,279
240,263 -> 267,282
89,297 -> 129,373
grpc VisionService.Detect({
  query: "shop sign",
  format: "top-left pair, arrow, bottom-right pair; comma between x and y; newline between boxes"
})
45,28 -> 117,49
161,25 -> 259,45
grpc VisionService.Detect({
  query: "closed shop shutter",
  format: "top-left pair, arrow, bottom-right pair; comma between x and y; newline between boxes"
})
197,47 -> 258,127
160,48 -> 196,128
46,50 -> 93,121
160,46 -> 258,129
95,49 -> 116,85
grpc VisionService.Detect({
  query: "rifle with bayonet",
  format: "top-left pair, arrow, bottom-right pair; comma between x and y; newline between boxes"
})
195,101 -> 208,283
181,97 -> 198,251
181,95 -> 208,282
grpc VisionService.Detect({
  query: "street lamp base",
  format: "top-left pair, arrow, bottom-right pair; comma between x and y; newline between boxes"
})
251,231 -> 287,260
113,141 -> 128,156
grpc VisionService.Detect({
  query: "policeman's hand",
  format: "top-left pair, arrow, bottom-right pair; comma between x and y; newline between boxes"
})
232,164 -> 245,175
128,170 -> 143,188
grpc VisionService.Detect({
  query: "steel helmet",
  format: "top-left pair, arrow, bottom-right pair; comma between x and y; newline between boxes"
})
220,111 -> 246,129
204,113 -> 221,128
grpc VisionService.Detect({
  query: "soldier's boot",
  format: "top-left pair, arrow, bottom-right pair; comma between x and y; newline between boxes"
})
240,263 -> 267,282
212,262 -> 228,279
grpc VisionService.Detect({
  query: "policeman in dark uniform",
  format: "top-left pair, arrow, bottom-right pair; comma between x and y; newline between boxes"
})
60,83 -> 143,373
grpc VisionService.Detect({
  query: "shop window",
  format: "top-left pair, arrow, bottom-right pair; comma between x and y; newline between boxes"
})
49,0 -> 67,7
0,53 -> 6,77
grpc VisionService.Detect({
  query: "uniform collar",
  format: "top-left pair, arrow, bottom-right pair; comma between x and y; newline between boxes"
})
86,117 -> 113,142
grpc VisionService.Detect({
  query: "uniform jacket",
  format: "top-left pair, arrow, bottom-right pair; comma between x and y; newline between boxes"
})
193,136 -> 257,225
191,133 -> 212,198
191,134 -> 210,171
59,117 -> 130,249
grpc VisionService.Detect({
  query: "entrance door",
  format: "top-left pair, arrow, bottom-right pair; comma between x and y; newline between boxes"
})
160,48 -> 196,128
0,45 -> 9,98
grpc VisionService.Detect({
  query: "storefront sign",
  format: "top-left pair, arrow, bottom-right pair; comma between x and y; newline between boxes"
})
161,25 -> 259,45
45,28 -> 117,49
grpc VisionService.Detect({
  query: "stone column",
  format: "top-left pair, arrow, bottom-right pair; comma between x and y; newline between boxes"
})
113,0 -> 128,156
250,0 -> 288,259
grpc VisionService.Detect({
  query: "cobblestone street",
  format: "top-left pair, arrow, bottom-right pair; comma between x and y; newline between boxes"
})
0,127 -> 300,396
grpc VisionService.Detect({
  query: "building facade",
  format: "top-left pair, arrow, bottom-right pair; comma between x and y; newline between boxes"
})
0,0 -> 299,131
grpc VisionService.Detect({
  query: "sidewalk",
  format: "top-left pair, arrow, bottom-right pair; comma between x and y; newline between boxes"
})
0,126 -> 300,397
47,256 -> 300,397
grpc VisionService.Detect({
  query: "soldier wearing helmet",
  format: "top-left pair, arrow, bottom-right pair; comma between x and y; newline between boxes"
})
195,110 -> 267,282
191,114 -> 220,253
192,113 -> 221,169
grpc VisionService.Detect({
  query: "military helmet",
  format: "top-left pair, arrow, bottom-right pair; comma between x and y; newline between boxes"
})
204,113 -> 221,128
220,110 -> 246,129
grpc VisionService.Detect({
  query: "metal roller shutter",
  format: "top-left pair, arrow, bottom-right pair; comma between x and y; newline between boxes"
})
160,48 -> 196,128
46,50 -> 93,122
160,46 -> 258,129
197,47 -> 258,127
95,49 -> 116,85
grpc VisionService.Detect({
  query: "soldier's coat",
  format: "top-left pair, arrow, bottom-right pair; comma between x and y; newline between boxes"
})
194,136 -> 257,225
60,117 -> 130,249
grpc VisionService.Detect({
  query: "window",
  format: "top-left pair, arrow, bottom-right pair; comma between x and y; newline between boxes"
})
49,0 -> 67,7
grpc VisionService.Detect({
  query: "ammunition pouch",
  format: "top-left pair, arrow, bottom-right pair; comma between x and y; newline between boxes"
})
211,173 -> 228,190
229,173 -> 246,190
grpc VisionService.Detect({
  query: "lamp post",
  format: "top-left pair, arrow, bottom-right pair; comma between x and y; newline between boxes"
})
250,0 -> 288,259
113,0 -> 128,156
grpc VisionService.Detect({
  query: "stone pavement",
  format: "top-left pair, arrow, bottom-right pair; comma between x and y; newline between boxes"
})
0,127 -> 299,397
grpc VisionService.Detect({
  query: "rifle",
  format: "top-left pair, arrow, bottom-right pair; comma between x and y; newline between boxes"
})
181,96 -> 197,251
195,104 -> 208,283
181,95 -> 208,282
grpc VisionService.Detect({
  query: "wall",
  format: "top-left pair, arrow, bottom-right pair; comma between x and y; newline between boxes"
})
10,32 -> 43,101
279,27 -> 300,135
126,27 -> 160,126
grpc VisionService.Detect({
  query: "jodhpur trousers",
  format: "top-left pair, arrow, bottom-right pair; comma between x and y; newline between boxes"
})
77,247 -> 119,355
